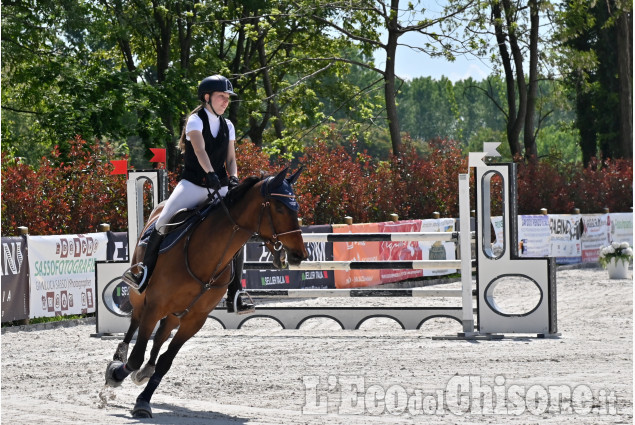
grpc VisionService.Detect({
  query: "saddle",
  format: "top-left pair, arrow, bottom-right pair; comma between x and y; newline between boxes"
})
139,195 -> 221,254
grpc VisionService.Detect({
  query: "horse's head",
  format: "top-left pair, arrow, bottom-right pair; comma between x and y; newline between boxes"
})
257,167 -> 308,266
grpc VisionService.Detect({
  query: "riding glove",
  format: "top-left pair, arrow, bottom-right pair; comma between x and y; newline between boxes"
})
205,172 -> 221,190
228,176 -> 240,190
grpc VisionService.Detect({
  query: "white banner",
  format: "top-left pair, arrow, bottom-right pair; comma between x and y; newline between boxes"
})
418,218 -> 457,276
580,214 -> 610,263
608,213 -> 633,246
490,216 -> 505,257
518,215 -> 551,257
27,233 -> 108,318
549,214 -> 582,264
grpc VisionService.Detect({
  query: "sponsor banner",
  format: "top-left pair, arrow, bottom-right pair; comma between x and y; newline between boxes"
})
379,220 -> 424,284
244,225 -> 335,289
333,223 -> 381,288
490,216 -> 505,258
418,218 -> 457,277
106,232 -> 129,261
608,213 -> 633,246
580,214 -> 610,263
518,215 -> 551,257
27,233 -> 108,318
549,214 -> 582,264
1,236 -> 29,322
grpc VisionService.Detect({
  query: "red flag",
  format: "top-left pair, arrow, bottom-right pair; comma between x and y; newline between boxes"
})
110,160 -> 128,175
149,148 -> 166,163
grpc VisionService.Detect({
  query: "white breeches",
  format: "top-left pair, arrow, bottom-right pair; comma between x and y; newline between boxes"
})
155,179 -> 228,234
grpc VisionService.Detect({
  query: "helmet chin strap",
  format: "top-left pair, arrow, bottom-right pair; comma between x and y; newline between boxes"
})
206,95 -> 221,117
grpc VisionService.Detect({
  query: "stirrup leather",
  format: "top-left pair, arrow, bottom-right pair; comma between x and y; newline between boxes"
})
232,291 -> 256,315
121,263 -> 148,290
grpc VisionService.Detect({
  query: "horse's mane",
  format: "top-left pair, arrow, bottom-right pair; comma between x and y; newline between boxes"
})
223,175 -> 263,208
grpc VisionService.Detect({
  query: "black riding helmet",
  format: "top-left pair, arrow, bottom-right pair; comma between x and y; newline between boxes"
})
197,75 -> 236,101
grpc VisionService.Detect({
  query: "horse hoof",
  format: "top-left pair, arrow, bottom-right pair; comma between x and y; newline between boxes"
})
132,399 -> 152,418
131,365 -> 155,386
104,361 -> 124,388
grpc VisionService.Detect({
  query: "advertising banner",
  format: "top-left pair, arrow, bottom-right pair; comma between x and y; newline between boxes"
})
379,220 -> 424,284
333,223 -> 381,288
518,215 -> 551,257
244,225 -> 335,289
27,233 -> 108,318
549,214 -> 582,264
418,218 -> 457,277
580,214 -> 610,263
1,236 -> 29,322
106,231 -> 129,261
608,213 -> 634,246
490,216 -> 505,257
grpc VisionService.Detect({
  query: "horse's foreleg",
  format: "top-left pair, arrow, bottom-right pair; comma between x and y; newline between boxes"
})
131,315 -> 180,386
105,307 -> 162,387
132,312 -> 208,418
113,315 -> 140,363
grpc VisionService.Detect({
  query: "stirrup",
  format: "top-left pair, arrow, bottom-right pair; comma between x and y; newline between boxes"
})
121,263 -> 148,292
232,291 -> 255,315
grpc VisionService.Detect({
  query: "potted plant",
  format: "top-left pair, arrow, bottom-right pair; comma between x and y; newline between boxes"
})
599,242 -> 633,279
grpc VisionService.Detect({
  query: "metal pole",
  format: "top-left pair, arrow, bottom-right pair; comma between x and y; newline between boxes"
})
459,173 -> 475,334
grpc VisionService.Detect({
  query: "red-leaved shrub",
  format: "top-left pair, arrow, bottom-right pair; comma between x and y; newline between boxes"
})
2,136 -> 129,235
2,134 -> 632,236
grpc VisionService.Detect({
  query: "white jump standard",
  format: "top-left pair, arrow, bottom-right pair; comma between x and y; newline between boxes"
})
208,146 -> 559,338
95,146 -> 558,338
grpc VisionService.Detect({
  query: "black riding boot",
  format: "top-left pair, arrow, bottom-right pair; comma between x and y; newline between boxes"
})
226,250 -> 255,314
122,229 -> 164,293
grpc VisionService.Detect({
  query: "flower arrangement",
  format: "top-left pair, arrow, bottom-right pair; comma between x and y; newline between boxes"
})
599,242 -> 633,268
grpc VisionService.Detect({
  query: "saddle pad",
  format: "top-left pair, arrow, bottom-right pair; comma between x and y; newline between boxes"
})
139,199 -> 220,254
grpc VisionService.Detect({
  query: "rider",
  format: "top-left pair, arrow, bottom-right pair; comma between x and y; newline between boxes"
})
122,74 -> 254,314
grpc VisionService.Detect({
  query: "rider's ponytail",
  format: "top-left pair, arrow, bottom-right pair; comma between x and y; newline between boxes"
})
178,104 -> 204,154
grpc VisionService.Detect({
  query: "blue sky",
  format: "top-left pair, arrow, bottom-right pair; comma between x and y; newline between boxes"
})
373,31 -> 495,82
378,48 -> 494,82
371,3 -> 496,82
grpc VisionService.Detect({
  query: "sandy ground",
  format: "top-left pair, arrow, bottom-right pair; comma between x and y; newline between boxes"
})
1,267 -> 632,424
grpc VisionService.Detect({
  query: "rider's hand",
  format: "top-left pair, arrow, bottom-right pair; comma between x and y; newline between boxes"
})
228,176 -> 239,190
205,172 -> 221,190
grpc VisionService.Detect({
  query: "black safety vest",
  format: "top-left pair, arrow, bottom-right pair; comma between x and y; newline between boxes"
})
181,109 -> 230,186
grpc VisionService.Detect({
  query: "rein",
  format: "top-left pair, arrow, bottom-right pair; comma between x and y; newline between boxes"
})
174,184 -> 300,318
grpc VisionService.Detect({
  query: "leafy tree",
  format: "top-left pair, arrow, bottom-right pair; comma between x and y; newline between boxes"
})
442,0 -> 562,163
555,0 -> 633,165
297,0 -> 478,156
2,0 -> 384,168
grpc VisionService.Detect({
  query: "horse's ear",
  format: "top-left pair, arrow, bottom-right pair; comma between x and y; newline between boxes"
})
270,167 -> 289,188
286,166 -> 303,185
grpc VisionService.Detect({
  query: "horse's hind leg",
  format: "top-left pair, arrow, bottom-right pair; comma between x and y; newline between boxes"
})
131,315 -> 179,386
131,312 -> 208,418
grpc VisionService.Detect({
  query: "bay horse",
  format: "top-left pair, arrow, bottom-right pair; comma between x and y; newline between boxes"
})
104,167 -> 308,418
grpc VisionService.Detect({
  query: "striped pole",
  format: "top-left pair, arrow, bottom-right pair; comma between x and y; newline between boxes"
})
244,288 -> 471,298
243,260 -> 467,270
299,232 -> 473,243
249,232 -> 474,243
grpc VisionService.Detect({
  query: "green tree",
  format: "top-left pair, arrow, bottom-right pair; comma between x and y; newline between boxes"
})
298,0 -> 478,156
443,0 -> 560,162
2,0 -> 384,168
556,0 -> 633,165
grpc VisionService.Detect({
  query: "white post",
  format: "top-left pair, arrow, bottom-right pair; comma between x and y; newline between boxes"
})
459,173 -> 475,334
126,171 -> 160,259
